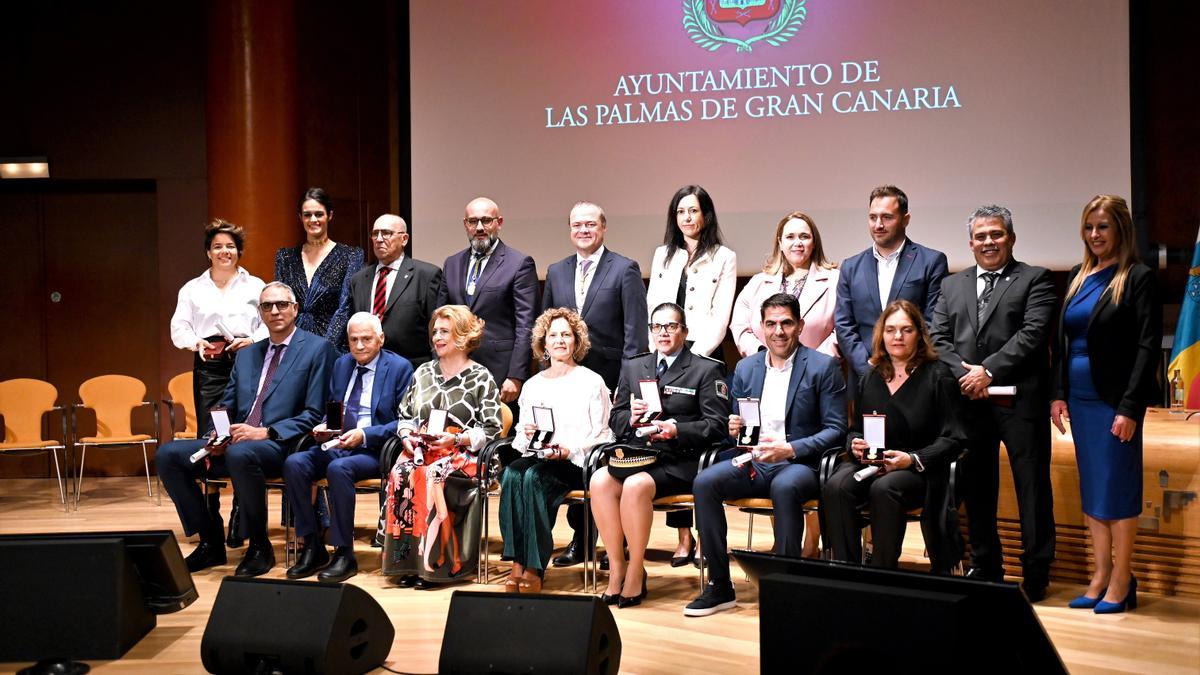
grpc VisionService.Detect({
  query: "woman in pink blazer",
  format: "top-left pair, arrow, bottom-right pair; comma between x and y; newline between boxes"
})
731,211 -> 841,359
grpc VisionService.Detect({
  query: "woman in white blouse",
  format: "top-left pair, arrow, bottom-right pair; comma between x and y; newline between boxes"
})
645,184 -> 737,564
498,308 -> 613,593
169,219 -> 266,434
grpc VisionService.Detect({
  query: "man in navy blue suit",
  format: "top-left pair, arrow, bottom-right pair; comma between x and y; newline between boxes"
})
282,312 -> 414,582
685,293 -> 847,616
835,185 -> 949,386
156,281 -> 336,576
438,197 -> 538,405
541,202 -> 649,567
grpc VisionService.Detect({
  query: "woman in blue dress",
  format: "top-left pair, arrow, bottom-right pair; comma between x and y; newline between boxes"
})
275,187 -> 364,352
1051,195 -> 1161,614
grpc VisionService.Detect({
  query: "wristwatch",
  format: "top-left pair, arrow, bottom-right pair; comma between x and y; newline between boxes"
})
909,452 -> 925,473
267,426 -> 280,441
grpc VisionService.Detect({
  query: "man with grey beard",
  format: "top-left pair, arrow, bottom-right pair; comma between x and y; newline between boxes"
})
438,197 -> 538,405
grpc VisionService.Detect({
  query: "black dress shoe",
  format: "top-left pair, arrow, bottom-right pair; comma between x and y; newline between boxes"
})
617,570 -> 648,609
552,540 -> 590,567
286,543 -> 330,579
396,575 -> 418,588
965,567 -> 1005,582
1022,575 -> 1049,602
318,553 -> 358,583
185,540 -> 227,572
671,541 -> 697,568
234,543 -> 276,578
412,576 -> 435,590
599,551 -> 609,571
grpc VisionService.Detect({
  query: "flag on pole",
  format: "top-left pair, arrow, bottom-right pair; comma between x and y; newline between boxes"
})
1167,225 -> 1200,408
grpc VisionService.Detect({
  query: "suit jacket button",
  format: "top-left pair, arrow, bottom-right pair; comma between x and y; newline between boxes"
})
688,286 -> 695,291
688,305 -> 694,310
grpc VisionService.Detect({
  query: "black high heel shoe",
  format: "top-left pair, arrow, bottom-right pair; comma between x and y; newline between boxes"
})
671,539 -> 697,568
617,570 -> 648,609
599,590 -> 621,606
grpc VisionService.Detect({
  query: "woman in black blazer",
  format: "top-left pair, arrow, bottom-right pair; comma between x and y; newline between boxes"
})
1051,195 -> 1161,614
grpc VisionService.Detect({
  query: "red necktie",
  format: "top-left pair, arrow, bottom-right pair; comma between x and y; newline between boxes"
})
246,344 -> 285,427
373,266 -> 392,317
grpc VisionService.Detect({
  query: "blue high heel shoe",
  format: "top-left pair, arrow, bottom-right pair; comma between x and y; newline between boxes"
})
1094,576 -> 1137,614
1067,593 -> 1100,609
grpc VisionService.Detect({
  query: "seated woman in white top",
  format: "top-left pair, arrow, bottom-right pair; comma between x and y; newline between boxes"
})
169,219 -> 267,435
498,308 -> 613,593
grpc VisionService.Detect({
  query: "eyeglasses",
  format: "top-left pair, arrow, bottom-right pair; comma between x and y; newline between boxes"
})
648,322 -> 683,334
259,300 -> 296,312
464,216 -> 499,227
371,229 -> 404,240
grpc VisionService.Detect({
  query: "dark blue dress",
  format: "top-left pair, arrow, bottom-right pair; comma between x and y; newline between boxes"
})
275,243 -> 364,352
1064,266 -> 1142,519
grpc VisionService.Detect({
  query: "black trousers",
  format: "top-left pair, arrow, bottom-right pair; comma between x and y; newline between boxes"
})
822,461 -> 925,568
964,404 -> 1055,579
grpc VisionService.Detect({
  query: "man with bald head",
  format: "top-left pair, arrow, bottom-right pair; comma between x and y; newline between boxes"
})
349,214 -> 445,367
439,197 -> 538,404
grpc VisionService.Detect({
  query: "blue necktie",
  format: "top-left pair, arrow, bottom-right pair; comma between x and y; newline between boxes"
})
343,366 -> 368,429
656,358 -> 668,379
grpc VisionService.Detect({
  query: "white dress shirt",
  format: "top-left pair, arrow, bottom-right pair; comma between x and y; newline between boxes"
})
170,267 -> 267,349
872,239 -> 907,310
343,353 -> 379,429
758,349 -> 795,443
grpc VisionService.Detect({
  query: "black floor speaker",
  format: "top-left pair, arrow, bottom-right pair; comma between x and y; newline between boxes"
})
200,577 -> 395,674
0,537 -> 155,661
439,591 -> 621,674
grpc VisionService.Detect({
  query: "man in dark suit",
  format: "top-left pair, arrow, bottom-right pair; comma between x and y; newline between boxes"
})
542,201 -> 649,566
930,204 -> 1057,600
282,312 -> 414,582
835,185 -> 949,385
541,201 -> 648,387
686,293 -> 847,616
438,197 -> 538,404
348,214 -> 445,367
156,281 -> 335,576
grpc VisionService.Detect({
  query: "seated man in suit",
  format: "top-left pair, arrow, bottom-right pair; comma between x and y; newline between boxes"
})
156,281 -> 336,576
348,214 -> 445,368
541,201 -> 648,568
282,312 -> 415,582
686,293 -> 847,617
835,185 -> 948,389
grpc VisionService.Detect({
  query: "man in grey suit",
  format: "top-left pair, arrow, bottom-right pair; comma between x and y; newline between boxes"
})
541,201 -> 649,566
438,197 -> 538,404
930,204 -> 1057,600
348,214 -> 445,367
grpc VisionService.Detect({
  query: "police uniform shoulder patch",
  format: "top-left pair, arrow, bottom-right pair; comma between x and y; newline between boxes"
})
715,380 -> 729,400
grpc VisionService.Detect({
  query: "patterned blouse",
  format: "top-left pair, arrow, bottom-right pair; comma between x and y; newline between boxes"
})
394,360 -> 503,452
274,242 -> 364,351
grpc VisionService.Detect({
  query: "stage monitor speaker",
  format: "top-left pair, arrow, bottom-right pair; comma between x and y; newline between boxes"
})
439,591 -> 621,674
200,577 -> 395,675
0,536 -> 155,662
740,551 -> 1066,674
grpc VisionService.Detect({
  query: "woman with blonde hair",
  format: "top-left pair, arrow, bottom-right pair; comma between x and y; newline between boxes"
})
1052,195 -> 1161,613
730,210 -> 840,358
380,305 -> 503,588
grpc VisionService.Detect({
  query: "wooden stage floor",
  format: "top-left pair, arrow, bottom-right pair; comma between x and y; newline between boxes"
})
2,477 -> 1198,674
